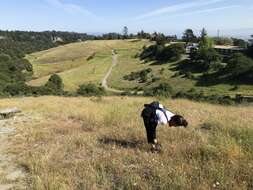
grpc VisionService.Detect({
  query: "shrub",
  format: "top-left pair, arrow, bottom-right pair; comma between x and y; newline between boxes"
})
144,82 -> 173,97
191,48 -> 222,71
87,53 -> 96,61
140,43 -> 185,63
230,85 -> 239,91
226,53 -> 253,79
77,84 -> 105,96
123,68 -> 152,83
45,74 -> 64,95
156,43 -> 185,62
173,90 -> 236,105
3,83 -> 29,96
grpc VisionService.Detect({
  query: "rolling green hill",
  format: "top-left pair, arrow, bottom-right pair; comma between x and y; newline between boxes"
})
27,40 -> 253,96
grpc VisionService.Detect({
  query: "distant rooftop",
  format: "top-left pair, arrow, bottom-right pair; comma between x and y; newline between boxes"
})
214,45 -> 245,50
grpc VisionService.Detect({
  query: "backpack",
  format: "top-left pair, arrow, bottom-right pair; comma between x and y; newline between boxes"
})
141,102 -> 169,123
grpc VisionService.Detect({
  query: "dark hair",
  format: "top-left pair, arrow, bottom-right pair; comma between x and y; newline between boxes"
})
171,115 -> 188,127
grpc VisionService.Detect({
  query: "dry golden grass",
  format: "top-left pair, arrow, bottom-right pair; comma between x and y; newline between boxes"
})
1,96 -> 252,190
27,40 -> 150,91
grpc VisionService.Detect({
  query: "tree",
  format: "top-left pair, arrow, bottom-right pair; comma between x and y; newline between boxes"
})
156,43 -> 185,62
145,83 -> 173,97
140,43 -> 185,63
182,29 -> 196,44
137,30 -> 151,39
226,53 -> 253,78
200,28 -> 207,40
150,32 -> 167,45
213,37 -> 233,46
45,74 -> 64,93
192,48 -> 221,71
249,35 -> 253,44
199,29 -> 213,49
232,38 -> 247,48
77,84 -> 105,96
246,35 -> 253,59
155,33 -> 167,45
122,26 -> 128,39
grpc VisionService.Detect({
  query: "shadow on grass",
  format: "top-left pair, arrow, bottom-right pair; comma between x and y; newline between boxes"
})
196,71 -> 253,87
170,59 -> 204,74
98,137 -> 145,149
170,60 -> 253,86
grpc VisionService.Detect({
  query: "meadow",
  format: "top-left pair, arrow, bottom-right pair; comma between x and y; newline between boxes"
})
27,40 -> 253,96
1,96 -> 252,190
27,40 -> 149,91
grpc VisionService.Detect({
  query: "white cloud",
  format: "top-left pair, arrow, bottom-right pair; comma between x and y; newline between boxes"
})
134,0 -> 228,20
44,0 -> 99,19
173,5 -> 240,17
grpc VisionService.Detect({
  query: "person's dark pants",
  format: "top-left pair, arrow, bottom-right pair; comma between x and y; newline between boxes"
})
143,117 -> 158,144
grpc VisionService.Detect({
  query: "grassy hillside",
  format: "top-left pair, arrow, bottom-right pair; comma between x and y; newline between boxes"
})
2,96 -> 253,189
27,40 -> 149,91
108,48 -> 253,96
27,40 -> 253,95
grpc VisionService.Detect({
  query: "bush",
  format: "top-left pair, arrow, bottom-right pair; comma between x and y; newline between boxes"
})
45,74 -> 64,95
144,83 -> 173,97
140,43 -> 185,63
226,53 -> 253,80
156,43 -> 185,62
87,53 -> 96,61
139,44 -> 158,61
230,85 -> 239,91
173,90 -> 236,105
3,83 -> 29,96
77,84 -> 105,96
123,68 -> 152,83
191,48 -> 222,71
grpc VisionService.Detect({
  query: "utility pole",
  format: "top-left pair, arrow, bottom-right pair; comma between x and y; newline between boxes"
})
217,29 -> 220,39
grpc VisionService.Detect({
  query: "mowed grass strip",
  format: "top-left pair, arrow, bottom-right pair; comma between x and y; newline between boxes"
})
2,96 -> 253,190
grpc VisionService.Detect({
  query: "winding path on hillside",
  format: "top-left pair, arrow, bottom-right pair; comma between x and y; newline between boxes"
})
101,50 -> 124,93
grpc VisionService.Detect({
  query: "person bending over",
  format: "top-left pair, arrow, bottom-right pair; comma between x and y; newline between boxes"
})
141,102 -> 188,152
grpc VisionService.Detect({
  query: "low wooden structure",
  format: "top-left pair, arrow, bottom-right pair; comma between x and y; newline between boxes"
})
0,107 -> 21,119
214,45 -> 245,57
235,95 -> 253,103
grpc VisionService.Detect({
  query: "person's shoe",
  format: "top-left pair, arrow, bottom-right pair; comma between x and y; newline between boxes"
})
151,143 -> 162,153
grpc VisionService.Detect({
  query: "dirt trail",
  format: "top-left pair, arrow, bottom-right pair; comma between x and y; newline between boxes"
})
101,50 -> 124,93
0,117 -> 25,190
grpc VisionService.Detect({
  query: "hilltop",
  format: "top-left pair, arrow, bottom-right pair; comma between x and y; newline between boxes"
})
0,96 -> 252,189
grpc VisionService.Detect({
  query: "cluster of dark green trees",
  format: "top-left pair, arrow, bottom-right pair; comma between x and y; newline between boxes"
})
0,30 -> 96,97
182,28 -> 248,48
0,30 -> 94,58
95,27 -> 177,42
187,29 -> 253,82
140,43 -> 185,63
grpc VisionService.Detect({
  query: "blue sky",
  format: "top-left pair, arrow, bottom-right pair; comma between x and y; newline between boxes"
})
0,0 -> 253,37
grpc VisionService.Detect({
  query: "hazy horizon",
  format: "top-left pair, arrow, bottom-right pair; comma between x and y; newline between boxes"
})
1,0 -> 253,39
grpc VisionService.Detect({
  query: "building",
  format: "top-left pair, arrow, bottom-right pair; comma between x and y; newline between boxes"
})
214,45 -> 245,56
186,43 -> 199,54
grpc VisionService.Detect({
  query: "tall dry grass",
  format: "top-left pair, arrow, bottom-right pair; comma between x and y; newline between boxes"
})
1,96 -> 252,190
